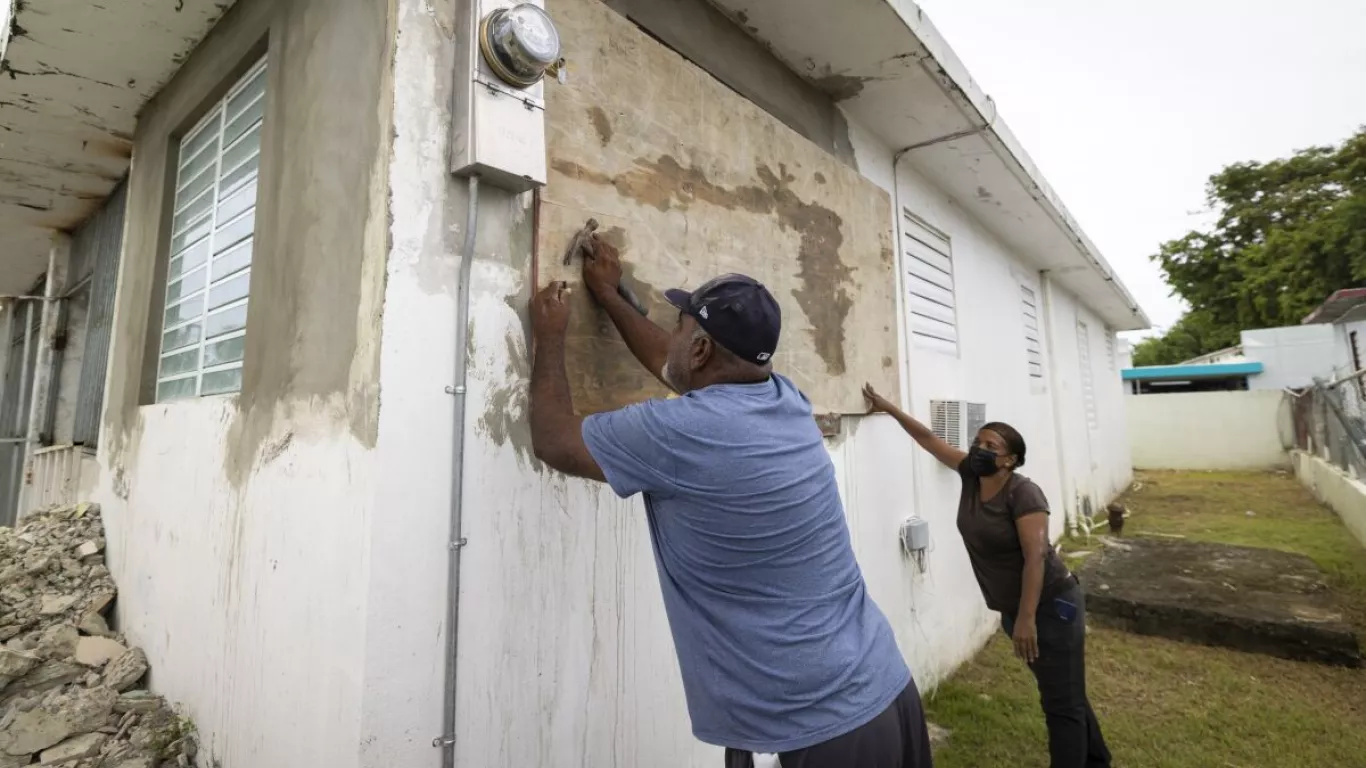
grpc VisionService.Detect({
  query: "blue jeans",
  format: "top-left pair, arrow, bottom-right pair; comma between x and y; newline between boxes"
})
1002,581 -> 1111,768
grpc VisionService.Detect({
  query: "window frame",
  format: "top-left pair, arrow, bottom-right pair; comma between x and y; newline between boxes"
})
152,55 -> 268,404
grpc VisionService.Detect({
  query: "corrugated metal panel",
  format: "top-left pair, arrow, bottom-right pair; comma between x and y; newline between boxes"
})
72,182 -> 127,448
0,300 -> 41,526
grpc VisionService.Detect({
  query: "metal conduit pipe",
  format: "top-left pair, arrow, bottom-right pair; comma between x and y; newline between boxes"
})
887,148 -> 927,521
436,173 -> 480,765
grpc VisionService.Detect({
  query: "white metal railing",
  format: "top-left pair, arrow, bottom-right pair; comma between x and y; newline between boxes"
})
26,443 -> 81,512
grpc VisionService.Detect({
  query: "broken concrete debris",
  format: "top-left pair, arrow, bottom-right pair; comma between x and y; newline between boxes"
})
0,504 -> 198,767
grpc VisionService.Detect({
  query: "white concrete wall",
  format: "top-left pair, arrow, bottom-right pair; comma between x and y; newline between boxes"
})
894,155 -> 1069,544
1127,390 -> 1291,470
373,4 -> 1143,766
94,401 -> 376,768
1334,319 -> 1366,381
1043,281 -> 1134,520
89,2 -> 392,767
1241,324 -> 1341,390
78,2 -> 1146,767
1292,450 -> 1366,549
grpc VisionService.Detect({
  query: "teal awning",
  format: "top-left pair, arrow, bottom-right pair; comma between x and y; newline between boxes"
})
1121,362 -> 1263,382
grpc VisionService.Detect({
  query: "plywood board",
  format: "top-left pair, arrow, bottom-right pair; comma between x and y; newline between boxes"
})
538,0 -> 899,415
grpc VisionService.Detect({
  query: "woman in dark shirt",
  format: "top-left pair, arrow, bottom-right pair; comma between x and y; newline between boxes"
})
864,384 -> 1111,768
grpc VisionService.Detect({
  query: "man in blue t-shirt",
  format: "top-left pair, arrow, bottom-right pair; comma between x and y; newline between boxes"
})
528,235 -> 932,767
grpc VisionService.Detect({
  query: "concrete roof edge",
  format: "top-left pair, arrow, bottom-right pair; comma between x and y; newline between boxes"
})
0,0 -> 11,63
889,1 -> 1152,329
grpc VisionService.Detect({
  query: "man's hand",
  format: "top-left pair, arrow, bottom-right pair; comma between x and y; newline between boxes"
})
863,383 -> 894,414
531,281 -> 572,341
1012,615 -> 1039,665
582,235 -> 623,300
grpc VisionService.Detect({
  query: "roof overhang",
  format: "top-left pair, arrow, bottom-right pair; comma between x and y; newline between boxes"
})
0,0 -> 236,293
1179,345 -> 1243,365
707,0 -> 1150,331
1121,362 -> 1263,382
1302,287 -> 1366,325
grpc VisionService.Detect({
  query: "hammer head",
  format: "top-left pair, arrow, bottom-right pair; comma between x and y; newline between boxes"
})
561,218 -> 601,265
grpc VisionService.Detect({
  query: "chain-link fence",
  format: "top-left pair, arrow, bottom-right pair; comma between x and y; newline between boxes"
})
1289,367 -> 1366,479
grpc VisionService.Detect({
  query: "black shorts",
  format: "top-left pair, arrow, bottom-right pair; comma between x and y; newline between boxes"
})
723,680 -> 933,768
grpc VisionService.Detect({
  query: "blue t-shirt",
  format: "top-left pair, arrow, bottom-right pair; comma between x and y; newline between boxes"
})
581,373 -> 910,753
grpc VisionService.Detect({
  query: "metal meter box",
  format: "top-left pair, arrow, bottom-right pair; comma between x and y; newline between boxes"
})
450,0 -> 553,192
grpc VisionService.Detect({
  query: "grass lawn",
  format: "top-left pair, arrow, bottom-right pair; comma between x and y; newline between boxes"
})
923,470 -> 1366,768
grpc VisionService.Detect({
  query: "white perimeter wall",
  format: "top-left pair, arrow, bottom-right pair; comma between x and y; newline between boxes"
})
1293,450 -> 1366,549
1127,390 -> 1291,470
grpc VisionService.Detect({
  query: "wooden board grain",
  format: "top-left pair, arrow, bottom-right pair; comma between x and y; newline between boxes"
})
538,0 -> 900,415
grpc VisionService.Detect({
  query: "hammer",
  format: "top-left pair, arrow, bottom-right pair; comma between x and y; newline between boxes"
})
562,218 -> 649,316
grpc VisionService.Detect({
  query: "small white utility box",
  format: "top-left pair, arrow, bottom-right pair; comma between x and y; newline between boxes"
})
451,0 -> 557,192
900,517 -> 930,553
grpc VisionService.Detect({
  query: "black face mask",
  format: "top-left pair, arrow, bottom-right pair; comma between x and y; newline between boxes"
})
967,446 -> 1002,477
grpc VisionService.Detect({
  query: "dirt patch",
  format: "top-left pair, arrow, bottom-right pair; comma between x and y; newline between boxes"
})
1080,536 -> 1360,667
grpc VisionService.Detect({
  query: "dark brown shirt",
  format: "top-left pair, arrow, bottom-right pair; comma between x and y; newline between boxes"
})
955,461 -> 1072,614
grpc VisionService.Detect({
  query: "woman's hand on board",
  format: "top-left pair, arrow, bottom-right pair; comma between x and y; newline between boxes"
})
863,383 -> 894,414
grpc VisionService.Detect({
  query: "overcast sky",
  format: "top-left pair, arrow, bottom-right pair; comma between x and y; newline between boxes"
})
913,0 -> 1366,337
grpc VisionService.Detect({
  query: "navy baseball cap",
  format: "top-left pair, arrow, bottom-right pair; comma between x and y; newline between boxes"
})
664,274 -> 781,365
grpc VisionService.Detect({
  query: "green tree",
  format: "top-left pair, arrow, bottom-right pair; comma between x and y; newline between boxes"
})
1131,310 -> 1237,367
1134,128 -> 1366,366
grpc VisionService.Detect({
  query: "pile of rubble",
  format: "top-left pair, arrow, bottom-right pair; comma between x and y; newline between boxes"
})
0,504 -> 197,768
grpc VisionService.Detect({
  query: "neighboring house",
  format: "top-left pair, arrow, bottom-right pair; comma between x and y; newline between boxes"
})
0,1 -> 1148,766
1125,290 -> 1366,397
1304,287 -> 1366,391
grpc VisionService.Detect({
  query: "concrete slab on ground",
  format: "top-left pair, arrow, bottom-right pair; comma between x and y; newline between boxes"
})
1079,536 -> 1361,667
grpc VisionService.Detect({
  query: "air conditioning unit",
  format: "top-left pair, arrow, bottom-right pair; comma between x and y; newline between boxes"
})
929,400 -> 987,450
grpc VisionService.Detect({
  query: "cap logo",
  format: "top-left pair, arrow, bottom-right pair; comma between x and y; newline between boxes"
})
698,305 -> 709,320
756,352 -> 771,361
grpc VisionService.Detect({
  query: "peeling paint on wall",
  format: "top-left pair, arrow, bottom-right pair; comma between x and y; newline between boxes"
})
547,143 -> 875,392
811,72 -> 873,102
587,105 -> 613,146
